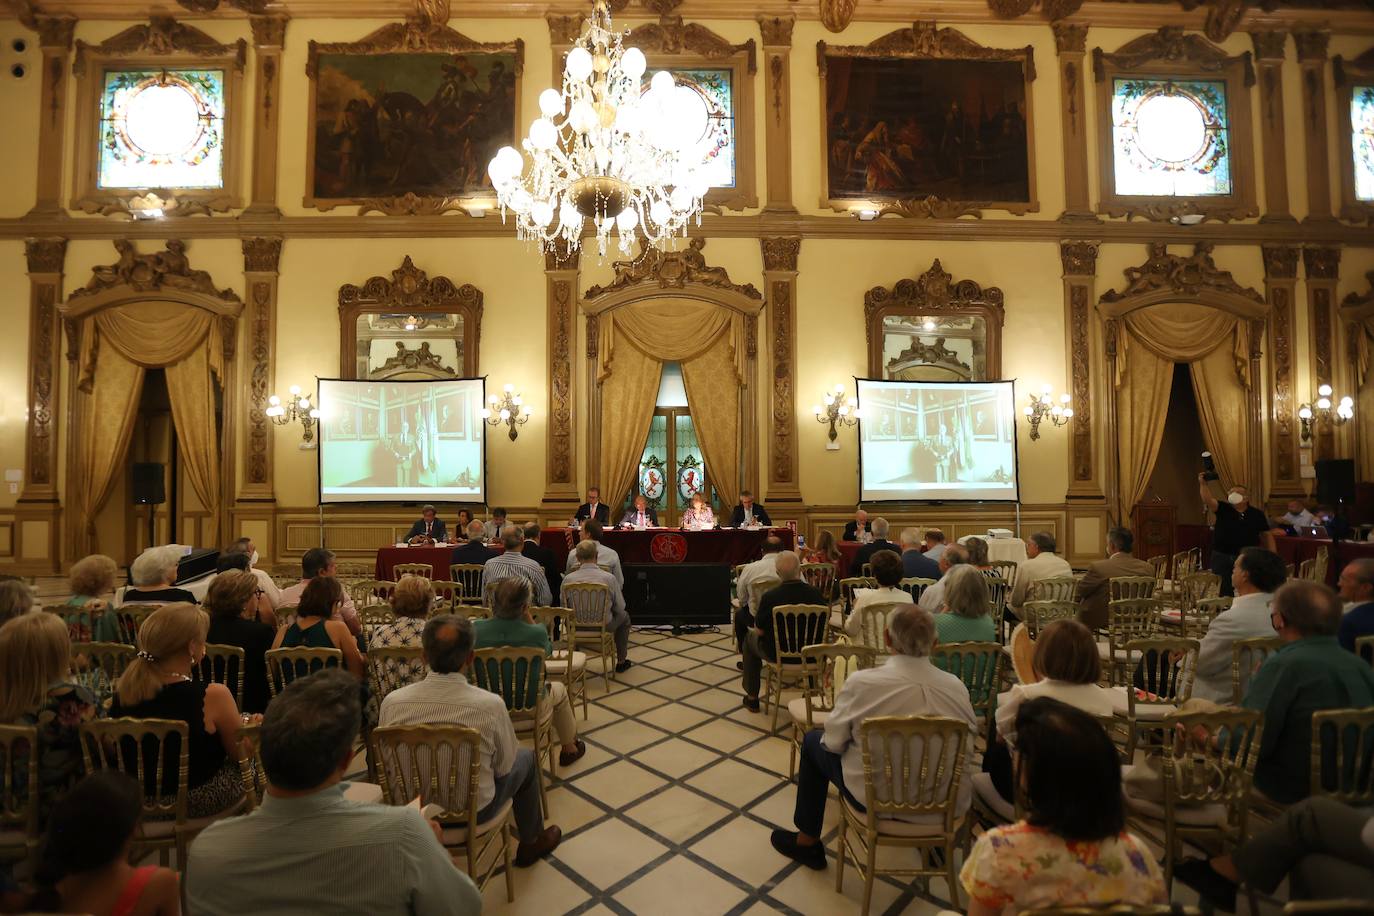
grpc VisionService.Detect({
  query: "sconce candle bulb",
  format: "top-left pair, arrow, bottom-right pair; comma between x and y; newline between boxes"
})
815,383 -> 860,445
1025,388 -> 1072,441
1298,384 -> 1355,442
483,385 -> 533,441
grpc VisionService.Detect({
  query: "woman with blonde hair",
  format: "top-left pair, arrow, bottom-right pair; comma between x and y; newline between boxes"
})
680,491 -> 716,529
0,612 -> 98,810
0,578 -> 36,626
802,529 -> 842,566
63,554 -> 120,642
934,564 -> 996,644
204,571 -> 275,715
109,603 -> 246,818
370,574 -> 430,689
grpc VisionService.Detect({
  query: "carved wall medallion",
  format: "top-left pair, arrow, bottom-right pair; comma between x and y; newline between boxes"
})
72,240 -> 239,301
761,237 -> 801,273
820,0 -> 859,33
1101,243 -> 1264,303
584,239 -> 762,301
864,259 -> 1006,378
1059,239 -> 1099,276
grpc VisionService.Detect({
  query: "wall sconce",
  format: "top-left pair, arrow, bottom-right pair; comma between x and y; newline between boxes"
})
482,384 -> 532,441
265,384 -> 320,449
813,383 -> 861,450
1298,384 -> 1354,444
1023,385 -> 1072,441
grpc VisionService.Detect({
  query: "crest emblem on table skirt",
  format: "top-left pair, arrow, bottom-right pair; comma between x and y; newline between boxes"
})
650,533 -> 688,563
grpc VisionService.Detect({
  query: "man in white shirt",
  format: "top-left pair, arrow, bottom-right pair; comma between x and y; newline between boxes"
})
1008,531 -> 1074,614
481,507 -> 510,542
563,519 -> 624,588
379,614 -> 562,866
917,544 -> 970,612
278,547 -> 361,636
734,536 -> 786,651
1282,500 -> 1316,530
562,539 -> 633,672
770,603 -> 978,870
1193,547 -> 1288,703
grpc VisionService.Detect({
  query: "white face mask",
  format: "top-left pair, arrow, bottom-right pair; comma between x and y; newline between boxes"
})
249,549 -> 259,567
1227,492 -> 1245,506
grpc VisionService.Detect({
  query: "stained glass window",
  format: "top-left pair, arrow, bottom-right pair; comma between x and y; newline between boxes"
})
98,68 -> 226,190
646,68 -> 736,190
1353,85 -> 1374,202
1111,78 -> 1231,197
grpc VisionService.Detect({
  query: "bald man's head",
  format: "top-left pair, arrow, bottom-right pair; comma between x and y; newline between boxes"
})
776,550 -> 801,581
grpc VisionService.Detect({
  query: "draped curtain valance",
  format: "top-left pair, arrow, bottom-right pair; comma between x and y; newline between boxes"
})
77,299 -> 225,391
597,299 -> 747,387
1117,302 -> 1251,390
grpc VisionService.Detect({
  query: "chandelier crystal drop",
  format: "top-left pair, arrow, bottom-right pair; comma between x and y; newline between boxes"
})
487,0 -> 710,259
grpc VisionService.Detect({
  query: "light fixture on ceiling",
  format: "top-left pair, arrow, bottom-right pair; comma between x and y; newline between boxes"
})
487,0 -> 710,259
855,208 -> 879,221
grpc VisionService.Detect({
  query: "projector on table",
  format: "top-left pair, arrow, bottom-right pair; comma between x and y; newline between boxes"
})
986,528 -> 1014,539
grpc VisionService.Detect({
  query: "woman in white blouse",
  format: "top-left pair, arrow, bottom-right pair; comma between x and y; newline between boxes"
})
680,492 -> 716,529
984,618 -> 1115,802
844,549 -> 913,638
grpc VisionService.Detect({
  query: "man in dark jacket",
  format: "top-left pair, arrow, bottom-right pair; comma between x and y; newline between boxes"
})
741,551 -> 826,712
450,520 -> 498,565
521,521 -> 562,604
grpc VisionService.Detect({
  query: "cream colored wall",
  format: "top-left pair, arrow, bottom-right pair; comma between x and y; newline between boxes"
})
0,25 -> 40,217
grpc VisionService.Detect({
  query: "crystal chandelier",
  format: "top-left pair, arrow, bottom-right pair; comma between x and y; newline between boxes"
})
487,0 -> 711,259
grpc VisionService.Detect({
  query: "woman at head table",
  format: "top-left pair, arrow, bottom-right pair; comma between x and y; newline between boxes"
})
680,492 -> 716,529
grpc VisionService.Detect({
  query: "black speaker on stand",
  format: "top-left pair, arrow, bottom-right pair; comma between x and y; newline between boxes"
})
1315,459 -> 1356,507
132,462 -> 165,551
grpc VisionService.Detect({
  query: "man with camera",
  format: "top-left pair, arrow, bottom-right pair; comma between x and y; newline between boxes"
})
1199,462 -> 1274,597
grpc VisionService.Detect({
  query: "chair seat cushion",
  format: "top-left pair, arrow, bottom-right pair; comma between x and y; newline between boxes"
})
828,610 -> 845,630
439,799 -> 514,844
1121,769 -> 1229,826
1108,687 -> 1177,720
841,796 -> 954,836
139,796 -> 250,838
787,697 -> 829,729
546,651 -> 588,673
971,772 -> 1015,823
342,781 -> 384,805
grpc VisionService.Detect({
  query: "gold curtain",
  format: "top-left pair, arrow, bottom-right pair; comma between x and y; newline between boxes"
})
1190,343 -> 1249,488
165,345 -> 221,529
1115,335 -> 1175,516
1120,303 -> 1249,388
77,354 -> 145,548
598,329 -> 663,509
681,333 -> 741,510
598,299 -> 746,385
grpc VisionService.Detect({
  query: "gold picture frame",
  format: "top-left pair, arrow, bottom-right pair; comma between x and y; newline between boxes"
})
865,258 -> 1006,379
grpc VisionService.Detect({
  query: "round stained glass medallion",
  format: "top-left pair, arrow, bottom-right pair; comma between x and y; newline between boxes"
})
1134,92 -> 1208,164
122,79 -> 207,157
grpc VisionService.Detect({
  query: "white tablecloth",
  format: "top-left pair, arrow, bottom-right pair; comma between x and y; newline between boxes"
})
958,535 -> 1027,564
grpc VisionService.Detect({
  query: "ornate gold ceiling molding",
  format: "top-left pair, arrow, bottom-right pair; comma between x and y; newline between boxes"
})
73,15 -> 248,75
305,20 -> 524,77
583,238 -> 762,301
1092,24 -> 1255,85
70,239 -> 241,301
1099,242 -> 1265,304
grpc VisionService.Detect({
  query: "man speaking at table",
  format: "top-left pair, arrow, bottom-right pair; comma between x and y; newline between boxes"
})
574,487 -> 611,526
404,505 -> 448,545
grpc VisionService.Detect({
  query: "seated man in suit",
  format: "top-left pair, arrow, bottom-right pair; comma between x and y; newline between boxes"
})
899,527 -> 942,580
740,551 -> 826,712
482,507 -> 509,542
852,517 -> 899,572
450,520 -> 498,566
1074,526 -> 1157,630
521,521 -> 561,605
619,493 -> 659,529
573,487 -> 611,526
841,507 -> 869,543
403,505 -> 447,545
729,490 -> 772,529
1008,531 -> 1073,615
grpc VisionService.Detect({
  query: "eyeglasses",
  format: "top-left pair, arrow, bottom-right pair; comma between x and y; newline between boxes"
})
254,589 -> 266,597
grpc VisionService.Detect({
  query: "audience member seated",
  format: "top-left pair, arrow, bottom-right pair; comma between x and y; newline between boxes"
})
1074,526 -> 1157,630
187,669 -> 482,915
680,492 -> 716,529
619,493 -> 659,529
28,772 -> 180,916
119,547 -> 196,608
769,604 -> 978,869
1241,580 -> 1374,803
841,507 -> 869,543
1337,557 -> 1374,653
740,551 -> 826,713
564,519 -> 624,588
278,548 -> 361,637
521,521 -> 562,604
474,578 -> 587,765
1176,796 -> 1374,911
62,554 -> 120,642
482,526 -> 552,607
110,603 -> 247,818
379,615 -> 562,868
0,579 -> 36,627
220,537 -> 281,608
843,549 -> 912,639
404,504 -> 448,545
482,507 -> 510,542
961,698 -> 1165,914
933,565 -> 996,644
0,612 -> 98,811
736,537 -> 787,651
802,528 -> 841,567
922,528 -> 949,563
1282,499 -> 1317,531
1009,532 -> 1073,614
918,545 -> 971,612
563,539 -> 633,673
190,548 -> 276,622
898,527 -> 941,580
373,574 -> 430,660
573,487 -> 611,526
204,571 -> 276,715
852,517 -> 899,571
450,520 -> 499,566
963,537 -> 995,574
1193,547 -> 1287,702
729,490 -> 772,528
982,620 -> 1115,803
271,577 -> 366,681
1200,476 -> 1275,597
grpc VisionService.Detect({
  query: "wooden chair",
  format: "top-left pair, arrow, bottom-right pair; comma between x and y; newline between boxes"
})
1179,596 -> 1230,640
332,562 -> 374,584
859,562 -> 873,578
1178,572 -> 1222,619
1124,708 -> 1263,894
1146,552 -> 1169,584
832,576 -> 876,634
195,644 -> 246,709
897,576 -> 936,603
746,576 -> 781,617
985,576 -> 1011,643
1356,634 -> 1374,668
787,644 -> 877,778
0,724 -> 39,871
53,600 -> 108,643
371,724 -> 515,901
78,718 -> 247,865
265,647 -> 343,699
367,645 -> 428,708
1168,549 -> 1200,595
1021,600 -> 1079,639
235,720 -> 268,809
835,715 -> 973,915
430,581 -> 463,613
471,647 -> 554,815
1310,706 -> 1374,806
1100,599 -> 1162,686
761,604 -> 832,731
1313,546 -> 1330,584
851,601 -> 910,657
481,579 -> 506,609
560,582 -> 616,690
930,642 -> 1002,742
1029,576 -> 1078,602
800,562 -> 838,602
1230,636 -> 1282,704
448,565 -> 485,606
987,560 -> 1018,593
349,580 -> 395,607
274,604 -> 298,630
1125,637 -> 1200,747
1109,576 -> 1158,602
112,604 -> 160,645
532,606 -> 587,719
71,641 -> 135,697
393,563 -> 434,580
1297,558 -> 1318,582
359,603 -> 396,638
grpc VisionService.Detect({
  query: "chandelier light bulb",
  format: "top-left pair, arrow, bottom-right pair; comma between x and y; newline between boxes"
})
299,397 -> 310,409
852,408 -> 863,419
837,405 -> 849,416
528,117 -> 557,150
538,88 -> 563,118
480,408 -> 491,419
812,405 -> 822,416
512,395 -> 523,406
309,408 -> 321,419
621,46 -> 646,80
1060,393 -> 1071,404
1024,406 -> 1034,416
1340,395 -> 1354,407
499,408 -> 511,421
268,395 -> 280,406
504,383 -> 514,393
565,46 -> 594,81
289,385 -> 301,396
1063,408 -> 1074,418
522,405 -> 533,417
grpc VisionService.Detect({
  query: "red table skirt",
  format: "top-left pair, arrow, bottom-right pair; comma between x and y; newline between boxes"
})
837,542 -> 860,579
376,546 -> 480,581
1173,526 -> 1372,587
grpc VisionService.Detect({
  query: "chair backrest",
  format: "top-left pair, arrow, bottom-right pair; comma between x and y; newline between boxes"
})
331,562 -> 374,584
1297,558 -> 1317,582
859,562 -> 873,579
350,580 -> 396,606
393,563 -> 434,579
371,724 -> 482,823
195,643 -> 246,710
0,724 -> 39,854
897,577 -> 936,602
1160,708 -> 1264,811
798,644 -> 878,723
78,718 -> 189,822
236,720 -> 267,808
1029,576 -> 1077,603
1230,635 -> 1282,705
853,601 -> 910,655
1310,706 -> 1374,806
988,560 -> 1018,591
71,641 -> 136,693
1108,576 -> 1157,602
448,565 -> 486,604
265,647 -> 343,698
481,579 -> 505,609
367,645 -> 428,707
855,715 -> 971,832
799,562 -> 837,600
837,577 -> 876,620
274,605 -> 298,630
561,582 -> 612,629
471,646 -> 545,714
530,606 -> 575,657
929,642 -> 1002,736
359,603 -> 396,628
1182,596 -> 1231,639
1124,637 -> 1200,711
53,601 -> 107,642
1356,635 -> 1374,668
1313,547 -> 1330,584
747,576 -> 781,612
1179,572 -> 1222,616
768,604 -> 831,660
1105,598 -> 1162,643
430,581 -> 463,613
1022,600 -> 1079,638
113,605 -> 159,645
1146,553 -> 1168,583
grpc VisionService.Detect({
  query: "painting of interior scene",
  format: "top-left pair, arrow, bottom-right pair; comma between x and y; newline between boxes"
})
862,385 -> 1014,486
310,51 -> 517,201
824,57 -> 1031,203
881,314 -> 988,380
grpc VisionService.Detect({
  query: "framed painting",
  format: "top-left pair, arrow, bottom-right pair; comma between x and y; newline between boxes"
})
818,22 -> 1038,218
305,21 -> 524,215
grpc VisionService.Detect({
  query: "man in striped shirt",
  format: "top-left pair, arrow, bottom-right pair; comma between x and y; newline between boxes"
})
481,526 -> 552,607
